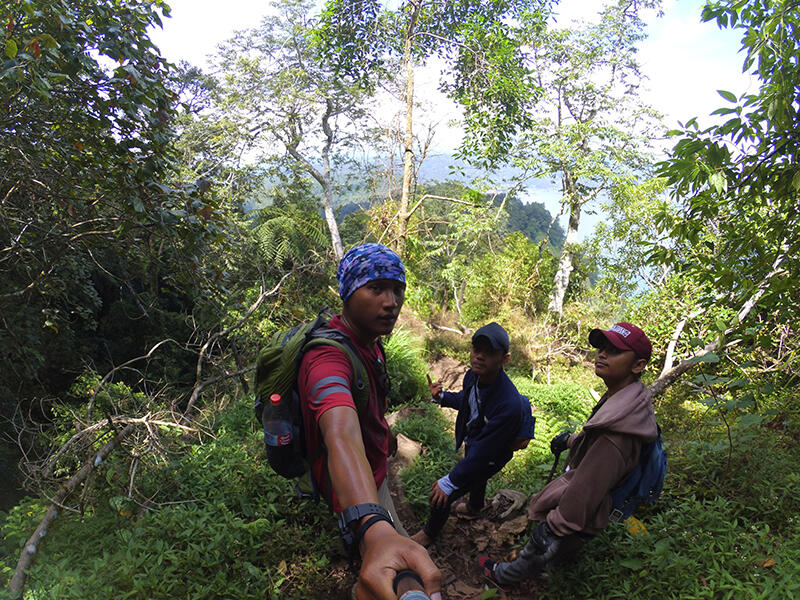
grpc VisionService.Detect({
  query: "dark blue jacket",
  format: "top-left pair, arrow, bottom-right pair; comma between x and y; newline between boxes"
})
440,368 -> 525,490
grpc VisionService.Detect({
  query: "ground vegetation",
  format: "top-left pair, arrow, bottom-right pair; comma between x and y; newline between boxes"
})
1,0 -> 799,598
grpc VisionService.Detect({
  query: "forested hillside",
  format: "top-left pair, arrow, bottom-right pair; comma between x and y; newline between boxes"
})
1,0 -> 798,599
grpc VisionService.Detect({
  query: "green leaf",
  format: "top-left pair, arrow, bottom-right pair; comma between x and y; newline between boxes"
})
738,414 -> 763,428
689,337 -> 706,348
710,172 -> 727,194
692,374 -> 730,386
620,558 -> 644,570
5,39 -> 18,59
717,90 -> 737,102
727,378 -> 748,389
39,33 -> 59,49
688,352 -> 719,364
791,169 -> 800,191
654,538 -> 672,554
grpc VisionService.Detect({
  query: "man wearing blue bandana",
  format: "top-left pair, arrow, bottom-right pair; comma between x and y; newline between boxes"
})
298,243 -> 441,600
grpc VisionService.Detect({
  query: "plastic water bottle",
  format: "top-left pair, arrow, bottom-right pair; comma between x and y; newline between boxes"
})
263,394 -> 292,447
263,393 -> 304,478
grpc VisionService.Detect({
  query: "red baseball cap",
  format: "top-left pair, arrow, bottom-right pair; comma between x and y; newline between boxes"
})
589,322 -> 652,362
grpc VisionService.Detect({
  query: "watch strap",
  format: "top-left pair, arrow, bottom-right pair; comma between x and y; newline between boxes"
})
353,513 -> 394,549
340,502 -> 393,530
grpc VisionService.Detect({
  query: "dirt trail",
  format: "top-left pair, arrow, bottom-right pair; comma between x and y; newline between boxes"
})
326,353 -> 548,599
384,357 -> 547,600
388,477 -> 545,600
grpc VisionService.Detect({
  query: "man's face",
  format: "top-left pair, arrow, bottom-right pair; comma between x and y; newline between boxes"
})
470,337 -> 508,382
343,278 -> 405,339
594,340 -> 644,383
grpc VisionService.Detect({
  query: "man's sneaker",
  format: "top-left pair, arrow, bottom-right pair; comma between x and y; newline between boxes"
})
452,500 -> 481,520
477,555 -> 501,585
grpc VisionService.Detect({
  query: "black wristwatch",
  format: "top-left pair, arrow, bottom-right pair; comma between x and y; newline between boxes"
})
339,503 -> 393,532
338,503 -> 395,564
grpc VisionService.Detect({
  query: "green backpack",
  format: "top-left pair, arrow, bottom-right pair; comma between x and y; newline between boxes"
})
253,311 -> 372,492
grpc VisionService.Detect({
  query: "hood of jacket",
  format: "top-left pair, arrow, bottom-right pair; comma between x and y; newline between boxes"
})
580,381 -> 658,442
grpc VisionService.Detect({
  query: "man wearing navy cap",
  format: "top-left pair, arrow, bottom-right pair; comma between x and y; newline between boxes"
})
478,321 -> 659,585
411,322 -> 533,547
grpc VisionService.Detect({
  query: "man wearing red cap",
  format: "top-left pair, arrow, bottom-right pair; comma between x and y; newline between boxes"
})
478,322 -> 659,584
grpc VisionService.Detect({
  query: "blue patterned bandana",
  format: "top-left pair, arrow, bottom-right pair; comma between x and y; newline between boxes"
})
337,243 -> 406,301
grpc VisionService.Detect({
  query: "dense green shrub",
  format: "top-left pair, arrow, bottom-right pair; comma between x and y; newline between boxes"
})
540,496 -> 800,599
461,232 -> 557,323
491,379 -> 594,495
385,328 -> 429,407
531,419 -> 800,599
514,380 -> 594,424
392,404 -> 456,515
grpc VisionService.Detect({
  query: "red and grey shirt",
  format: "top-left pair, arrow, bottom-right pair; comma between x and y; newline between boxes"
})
297,315 -> 390,512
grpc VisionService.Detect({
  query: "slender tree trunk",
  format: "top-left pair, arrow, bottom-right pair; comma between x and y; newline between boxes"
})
320,100 -> 344,260
285,99 -> 343,261
321,162 -> 344,261
397,2 -> 420,258
548,171 -> 582,315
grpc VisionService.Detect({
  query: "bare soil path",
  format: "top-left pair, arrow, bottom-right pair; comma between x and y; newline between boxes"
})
326,345 -> 550,599
385,356 -> 548,600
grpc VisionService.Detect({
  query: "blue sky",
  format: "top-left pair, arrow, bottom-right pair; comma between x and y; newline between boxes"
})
150,0 -> 756,237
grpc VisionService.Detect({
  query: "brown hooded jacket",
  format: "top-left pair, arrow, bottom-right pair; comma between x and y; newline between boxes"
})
528,381 -> 658,536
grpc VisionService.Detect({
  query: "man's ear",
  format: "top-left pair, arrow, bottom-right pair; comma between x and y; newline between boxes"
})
502,352 -> 510,366
631,357 -> 647,376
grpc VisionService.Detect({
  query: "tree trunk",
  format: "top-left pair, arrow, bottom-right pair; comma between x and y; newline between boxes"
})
284,100 -> 344,261
320,99 -> 344,261
397,2 -> 420,258
548,172 -> 581,316
321,170 -> 344,261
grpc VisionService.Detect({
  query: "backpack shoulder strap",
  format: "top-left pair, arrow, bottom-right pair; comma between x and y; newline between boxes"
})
301,328 -> 371,416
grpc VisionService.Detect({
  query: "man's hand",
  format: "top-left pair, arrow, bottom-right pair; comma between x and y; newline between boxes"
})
426,374 -> 442,402
428,480 -> 449,510
550,431 -> 571,456
355,521 -> 442,600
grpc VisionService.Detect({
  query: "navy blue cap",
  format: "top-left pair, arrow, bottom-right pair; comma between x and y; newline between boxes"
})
472,322 -> 510,353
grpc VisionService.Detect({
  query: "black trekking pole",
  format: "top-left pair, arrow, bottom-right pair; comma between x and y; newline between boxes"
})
545,451 -> 562,485
393,570 -> 431,600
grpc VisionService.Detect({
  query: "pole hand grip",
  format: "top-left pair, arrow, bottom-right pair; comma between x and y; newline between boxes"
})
393,569 -> 430,600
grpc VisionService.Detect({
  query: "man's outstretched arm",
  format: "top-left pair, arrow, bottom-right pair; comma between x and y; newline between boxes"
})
319,406 -> 441,600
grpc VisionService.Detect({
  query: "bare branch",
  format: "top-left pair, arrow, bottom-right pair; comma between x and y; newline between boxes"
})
659,308 -> 705,377
182,273 -> 294,418
9,424 -> 137,598
650,244 -> 789,397
87,339 -> 182,422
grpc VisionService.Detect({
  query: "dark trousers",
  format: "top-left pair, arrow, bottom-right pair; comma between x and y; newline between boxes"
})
422,478 -> 487,539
